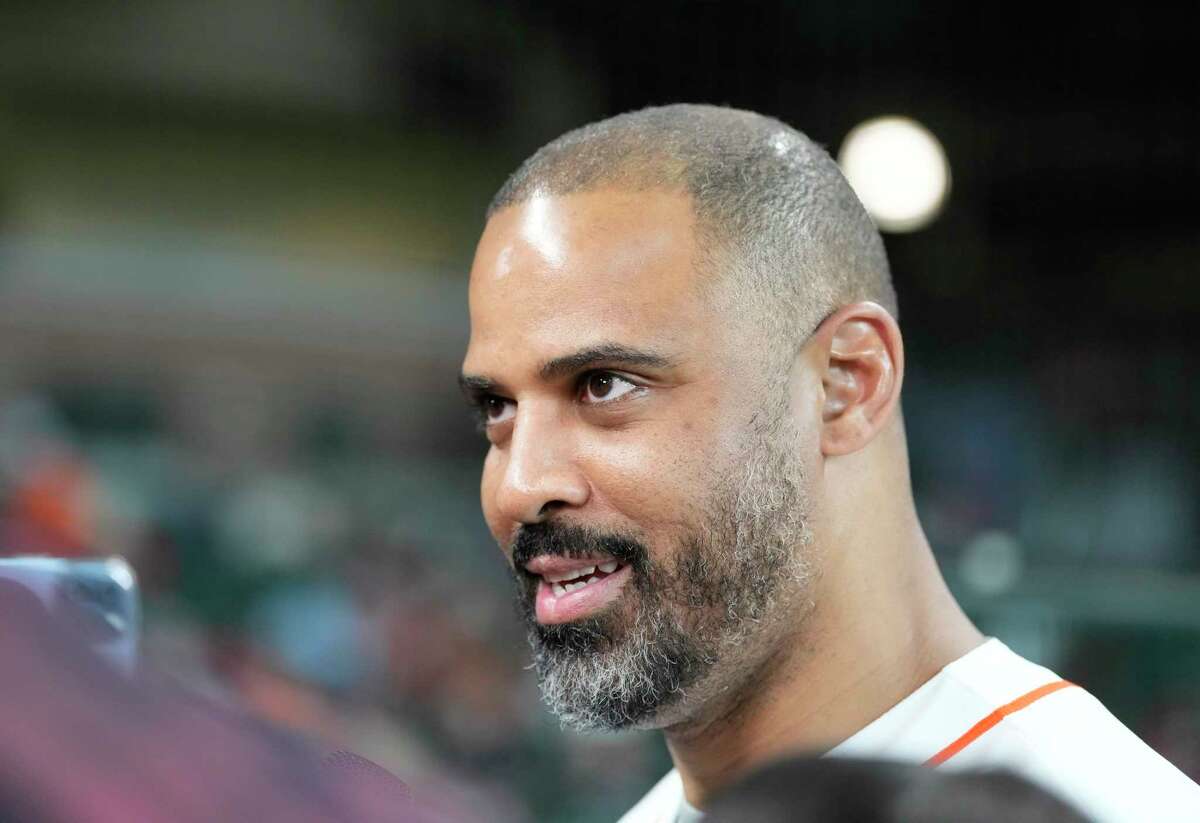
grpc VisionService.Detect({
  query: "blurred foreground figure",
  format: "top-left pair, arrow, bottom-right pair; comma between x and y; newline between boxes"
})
459,104 -> 1200,822
705,756 -> 1091,823
0,581 -> 448,823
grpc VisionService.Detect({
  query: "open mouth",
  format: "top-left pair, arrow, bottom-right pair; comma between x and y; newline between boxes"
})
524,556 -> 633,625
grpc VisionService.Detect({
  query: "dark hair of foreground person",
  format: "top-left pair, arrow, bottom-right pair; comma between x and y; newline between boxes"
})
705,755 -> 1092,823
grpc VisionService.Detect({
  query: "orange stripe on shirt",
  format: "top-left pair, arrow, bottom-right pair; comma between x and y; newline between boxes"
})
924,679 -> 1076,767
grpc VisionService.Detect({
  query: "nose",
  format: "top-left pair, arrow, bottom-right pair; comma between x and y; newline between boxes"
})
492,404 -> 589,526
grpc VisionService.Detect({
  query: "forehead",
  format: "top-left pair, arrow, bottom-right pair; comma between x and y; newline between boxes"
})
465,189 -> 713,371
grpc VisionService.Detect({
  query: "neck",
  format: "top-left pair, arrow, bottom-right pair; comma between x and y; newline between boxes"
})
661,519 -> 983,810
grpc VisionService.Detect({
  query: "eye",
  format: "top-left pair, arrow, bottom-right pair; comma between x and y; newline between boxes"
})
580,371 -> 639,404
482,395 -> 515,426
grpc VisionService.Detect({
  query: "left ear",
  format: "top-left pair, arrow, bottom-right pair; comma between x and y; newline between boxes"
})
811,301 -> 904,457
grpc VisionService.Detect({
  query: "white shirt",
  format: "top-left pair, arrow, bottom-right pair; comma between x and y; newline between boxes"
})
617,639 -> 1200,823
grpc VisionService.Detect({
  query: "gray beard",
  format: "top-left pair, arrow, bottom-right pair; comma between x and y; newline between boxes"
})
524,411 -> 813,732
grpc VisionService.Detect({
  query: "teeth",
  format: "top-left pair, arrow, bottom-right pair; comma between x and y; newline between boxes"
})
545,564 -> 596,583
542,560 -> 624,595
549,572 -> 614,597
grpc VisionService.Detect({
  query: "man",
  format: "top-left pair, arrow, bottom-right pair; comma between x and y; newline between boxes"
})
459,104 -> 1200,822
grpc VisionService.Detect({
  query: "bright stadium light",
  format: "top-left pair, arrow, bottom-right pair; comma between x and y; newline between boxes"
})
837,116 -> 950,233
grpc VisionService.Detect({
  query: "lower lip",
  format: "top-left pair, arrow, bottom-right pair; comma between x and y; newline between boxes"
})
535,564 -> 633,625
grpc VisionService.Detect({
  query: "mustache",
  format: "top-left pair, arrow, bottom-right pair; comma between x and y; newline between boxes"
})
510,521 -> 648,572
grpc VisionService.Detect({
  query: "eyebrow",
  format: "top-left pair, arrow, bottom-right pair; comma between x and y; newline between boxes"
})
459,343 -> 676,399
538,343 -> 675,381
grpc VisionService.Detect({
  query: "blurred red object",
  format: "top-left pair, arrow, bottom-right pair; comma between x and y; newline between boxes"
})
2,453 -> 97,557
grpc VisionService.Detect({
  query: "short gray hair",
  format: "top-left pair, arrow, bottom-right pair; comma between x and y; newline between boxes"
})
488,104 -> 897,358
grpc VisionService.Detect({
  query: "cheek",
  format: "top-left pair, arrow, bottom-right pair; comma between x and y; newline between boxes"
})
582,426 -> 719,533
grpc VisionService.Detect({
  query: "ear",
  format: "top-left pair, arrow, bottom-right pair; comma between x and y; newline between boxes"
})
811,302 -> 904,457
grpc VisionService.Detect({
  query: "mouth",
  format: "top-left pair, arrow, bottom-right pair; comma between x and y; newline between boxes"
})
523,556 -> 634,625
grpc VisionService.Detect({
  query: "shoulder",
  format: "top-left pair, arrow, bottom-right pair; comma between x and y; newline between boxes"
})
1005,688 -> 1200,820
617,769 -> 682,823
942,644 -> 1200,822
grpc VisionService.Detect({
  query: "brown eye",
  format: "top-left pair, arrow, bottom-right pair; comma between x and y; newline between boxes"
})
581,372 -> 638,404
588,373 -> 615,399
485,396 -> 514,423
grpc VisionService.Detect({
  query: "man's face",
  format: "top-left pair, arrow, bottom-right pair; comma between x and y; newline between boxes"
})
461,189 -> 815,730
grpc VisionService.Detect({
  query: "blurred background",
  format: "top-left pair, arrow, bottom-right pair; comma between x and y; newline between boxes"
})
0,2 -> 1196,820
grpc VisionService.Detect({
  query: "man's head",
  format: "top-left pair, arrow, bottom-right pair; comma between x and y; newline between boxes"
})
461,104 -> 906,731
489,105 -> 896,362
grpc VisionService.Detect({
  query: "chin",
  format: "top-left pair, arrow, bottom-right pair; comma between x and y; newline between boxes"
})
556,699 -> 686,734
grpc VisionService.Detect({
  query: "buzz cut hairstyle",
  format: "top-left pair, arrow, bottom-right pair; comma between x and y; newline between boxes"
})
488,103 -> 898,360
